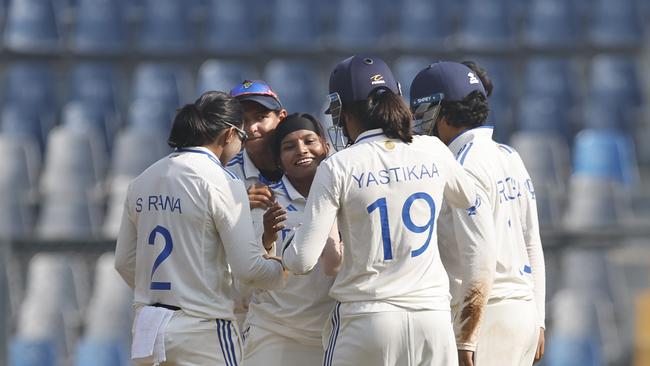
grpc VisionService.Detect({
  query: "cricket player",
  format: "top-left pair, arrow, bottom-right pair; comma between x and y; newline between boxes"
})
410,61 -> 546,366
115,91 -> 285,366
282,55 -> 478,366
242,113 -> 342,366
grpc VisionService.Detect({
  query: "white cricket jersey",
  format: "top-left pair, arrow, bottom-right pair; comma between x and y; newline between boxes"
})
226,149 -> 282,189
246,176 -> 336,346
114,147 -> 284,321
283,129 -> 476,314
438,127 -> 546,329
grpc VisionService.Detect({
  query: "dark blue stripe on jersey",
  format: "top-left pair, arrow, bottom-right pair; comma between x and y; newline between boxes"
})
524,265 -> 532,274
217,320 -> 232,366
323,302 -> 341,366
177,148 -> 240,180
226,158 -> 243,167
458,142 -> 474,165
499,144 -> 514,154
286,204 -> 298,212
226,320 -> 239,366
355,131 -> 384,144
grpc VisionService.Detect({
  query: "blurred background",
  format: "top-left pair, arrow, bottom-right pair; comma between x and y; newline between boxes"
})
0,0 -> 649,365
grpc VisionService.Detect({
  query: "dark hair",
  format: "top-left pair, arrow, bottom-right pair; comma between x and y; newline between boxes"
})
438,61 -> 492,129
345,89 -> 413,143
167,91 -> 243,148
271,112 -> 326,163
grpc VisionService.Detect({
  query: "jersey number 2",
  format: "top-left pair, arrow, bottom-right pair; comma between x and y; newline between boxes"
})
367,192 -> 436,260
148,225 -> 173,290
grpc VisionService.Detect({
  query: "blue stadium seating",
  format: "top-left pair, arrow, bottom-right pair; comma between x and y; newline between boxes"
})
523,57 -> 578,103
523,0 -> 580,49
269,0 -> 323,50
589,56 -> 643,110
138,0 -> 195,53
572,129 -> 638,187
72,0 -> 127,54
0,135 -> 41,197
62,101 -> 114,153
334,0 -> 387,50
456,0 -> 515,51
393,56 -> 430,100
127,100 -> 173,136
10,338 -> 57,366
109,128 -> 169,181
0,198 -> 33,239
518,95 -> 570,138
396,0 -> 453,51
589,0 -> 643,48
132,63 -> 192,112
4,63 -> 57,131
69,63 -> 120,116
197,60 -> 257,95
37,195 -> 104,239
75,339 -> 129,366
40,126 -> 107,196
1,105 -> 46,154
4,0 -> 60,53
583,102 -> 631,132
204,0 -> 258,52
264,60 -> 319,114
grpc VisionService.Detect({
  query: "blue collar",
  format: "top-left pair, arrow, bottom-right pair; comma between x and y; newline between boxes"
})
176,147 -> 239,180
354,128 -> 386,144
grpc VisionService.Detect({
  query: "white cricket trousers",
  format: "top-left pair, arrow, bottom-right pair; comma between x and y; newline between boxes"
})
133,310 -> 243,366
323,304 -> 458,366
473,299 -> 538,366
242,325 -> 324,366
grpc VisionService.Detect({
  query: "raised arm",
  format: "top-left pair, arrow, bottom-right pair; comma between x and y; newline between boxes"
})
283,162 -> 339,274
211,181 -> 285,290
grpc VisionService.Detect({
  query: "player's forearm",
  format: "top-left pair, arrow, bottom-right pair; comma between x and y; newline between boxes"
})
234,255 -> 285,290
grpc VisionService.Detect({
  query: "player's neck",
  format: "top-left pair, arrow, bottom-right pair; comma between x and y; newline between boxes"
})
287,175 -> 313,198
247,147 -> 280,174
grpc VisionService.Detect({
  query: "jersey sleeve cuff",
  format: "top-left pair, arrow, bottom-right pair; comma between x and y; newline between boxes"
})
456,342 -> 477,352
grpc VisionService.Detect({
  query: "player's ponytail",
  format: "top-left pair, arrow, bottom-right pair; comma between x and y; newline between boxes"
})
168,91 -> 242,148
347,88 -> 413,143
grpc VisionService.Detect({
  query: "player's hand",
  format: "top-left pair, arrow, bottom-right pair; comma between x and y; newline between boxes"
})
248,183 -> 274,210
262,201 -> 287,250
458,350 -> 474,366
534,328 -> 545,364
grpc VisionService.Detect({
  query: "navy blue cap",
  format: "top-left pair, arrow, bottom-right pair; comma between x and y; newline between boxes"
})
409,61 -> 486,107
328,55 -> 400,110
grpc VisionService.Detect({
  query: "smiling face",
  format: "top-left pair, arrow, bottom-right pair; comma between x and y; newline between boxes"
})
278,130 -> 329,181
241,101 -> 286,156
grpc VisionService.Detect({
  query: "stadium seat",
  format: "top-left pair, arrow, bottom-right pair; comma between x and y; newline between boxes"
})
4,63 -> 57,132
510,131 -> 570,189
203,0 -> 258,52
36,194 -> 104,239
589,56 -> 643,110
108,127 -> 169,185
1,105 -> 46,154
74,339 -> 129,366
132,63 -> 193,112
264,60 -> 320,114
582,102 -> 631,131
103,183 -> 128,239
69,63 -> 120,115
0,197 -> 34,239
334,0 -> 387,50
83,252 -> 133,339
589,0 -> 643,48
3,0 -> 61,53
456,0 -> 515,52
523,57 -> 578,103
523,0 -> 580,49
197,59 -> 257,96
40,126 -> 107,197
127,100 -> 173,136
517,95 -> 570,138
138,0 -> 195,54
564,176 -> 627,228
10,338 -> 57,366
394,56 -> 430,99
0,135 -> 41,199
396,0 -> 453,51
72,0 -> 127,54
269,0 -> 323,50
545,334 -> 603,366
61,101 -> 114,152
572,129 -> 638,187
